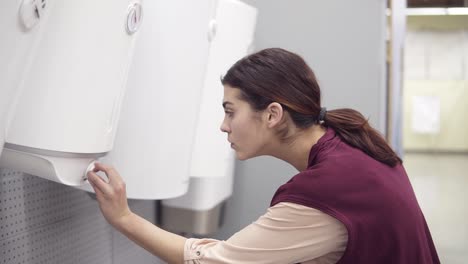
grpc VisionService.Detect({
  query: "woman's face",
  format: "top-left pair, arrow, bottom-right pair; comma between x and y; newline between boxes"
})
220,86 -> 270,160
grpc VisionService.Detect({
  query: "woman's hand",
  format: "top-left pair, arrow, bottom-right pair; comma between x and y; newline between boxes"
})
87,162 -> 133,229
88,163 -> 187,263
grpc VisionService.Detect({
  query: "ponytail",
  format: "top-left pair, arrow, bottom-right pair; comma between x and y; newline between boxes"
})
324,108 -> 402,167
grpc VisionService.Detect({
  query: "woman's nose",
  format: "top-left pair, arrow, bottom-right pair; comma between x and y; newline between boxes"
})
220,120 -> 230,133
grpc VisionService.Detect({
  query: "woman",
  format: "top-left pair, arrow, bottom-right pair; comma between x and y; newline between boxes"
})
88,48 -> 440,263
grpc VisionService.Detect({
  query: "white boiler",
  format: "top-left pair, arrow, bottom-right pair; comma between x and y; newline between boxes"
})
0,0 -> 47,156
0,0 -> 141,185
161,0 -> 257,235
78,0 -> 216,199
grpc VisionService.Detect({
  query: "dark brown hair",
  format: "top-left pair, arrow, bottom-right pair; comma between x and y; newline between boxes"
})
221,48 -> 401,167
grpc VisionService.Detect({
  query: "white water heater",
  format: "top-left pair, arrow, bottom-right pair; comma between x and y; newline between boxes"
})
161,0 -> 257,235
1,0 -> 256,212
0,0 -> 46,156
0,0 -> 141,185
77,0 -> 217,199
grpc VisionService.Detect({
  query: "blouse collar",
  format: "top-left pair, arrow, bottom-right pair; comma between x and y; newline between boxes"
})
307,127 -> 336,167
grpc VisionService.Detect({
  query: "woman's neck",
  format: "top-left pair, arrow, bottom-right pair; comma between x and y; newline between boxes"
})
271,124 -> 327,172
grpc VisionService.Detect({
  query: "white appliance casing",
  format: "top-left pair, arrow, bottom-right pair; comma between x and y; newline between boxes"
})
79,0 -> 217,199
162,0 -> 257,211
0,0 -> 139,185
0,0 -> 45,156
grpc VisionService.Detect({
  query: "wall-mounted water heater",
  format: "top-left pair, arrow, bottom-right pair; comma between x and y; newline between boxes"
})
77,0 -> 216,199
0,0 -> 257,215
161,0 -> 257,235
0,0 -> 48,159
0,0 -> 141,185
79,0 -> 256,204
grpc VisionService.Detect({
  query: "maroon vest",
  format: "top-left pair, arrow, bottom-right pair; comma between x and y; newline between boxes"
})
271,128 -> 440,264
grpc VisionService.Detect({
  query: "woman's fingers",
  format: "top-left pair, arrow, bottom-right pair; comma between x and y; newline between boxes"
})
92,162 -> 112,173
87,162 -> 127,198
86,163 -> 131,228
92,162 -> 124,185
87,171 -> 112,195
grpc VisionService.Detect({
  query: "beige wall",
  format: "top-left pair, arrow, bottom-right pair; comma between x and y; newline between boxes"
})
403,16 -> 468,152
407,15 -> 468,31
403,80 -> 468,151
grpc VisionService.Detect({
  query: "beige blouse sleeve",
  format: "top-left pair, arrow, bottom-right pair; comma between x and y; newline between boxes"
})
184,202 -> 348,264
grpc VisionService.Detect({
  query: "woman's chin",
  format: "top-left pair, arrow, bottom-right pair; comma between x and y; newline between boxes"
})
235,151 -> 255,161
235,153 -> 246,160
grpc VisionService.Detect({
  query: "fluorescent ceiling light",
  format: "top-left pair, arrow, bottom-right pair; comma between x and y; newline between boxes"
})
406,7 -> 468,16
447,7 -> 468,15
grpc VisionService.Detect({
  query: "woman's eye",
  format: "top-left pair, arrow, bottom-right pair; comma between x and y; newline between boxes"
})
225,111 -> 234,117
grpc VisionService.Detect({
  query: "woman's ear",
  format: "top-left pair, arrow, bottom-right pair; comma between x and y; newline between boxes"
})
265,102 -> 284,128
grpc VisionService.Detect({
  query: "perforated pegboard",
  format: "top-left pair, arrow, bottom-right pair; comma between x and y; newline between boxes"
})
1,212 -> 113,264
0,168 -> 161,264
0,171 -> 93,240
